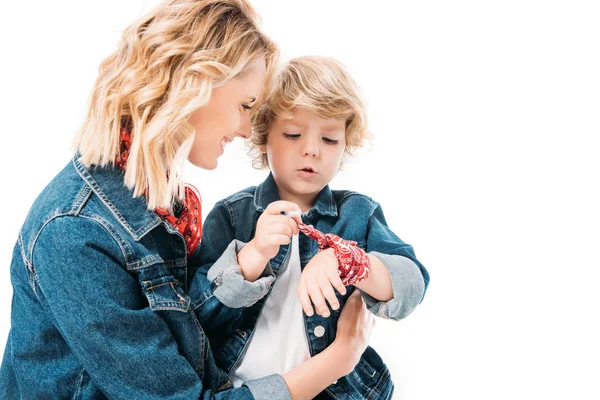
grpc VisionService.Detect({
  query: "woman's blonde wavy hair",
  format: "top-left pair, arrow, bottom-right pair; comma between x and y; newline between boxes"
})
249,56 -> 370,169
74,0 -> 278,210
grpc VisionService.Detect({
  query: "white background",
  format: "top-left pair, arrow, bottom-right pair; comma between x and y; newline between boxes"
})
1,1 -> 599,399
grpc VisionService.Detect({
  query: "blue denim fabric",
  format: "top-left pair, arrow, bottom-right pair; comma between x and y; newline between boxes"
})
0,156 -> 266,399
189,173 -> 430,400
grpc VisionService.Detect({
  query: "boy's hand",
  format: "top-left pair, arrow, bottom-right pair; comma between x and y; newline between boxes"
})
297,248 -> 347,317
238,201 -> 299,281
252,201 -> 300,259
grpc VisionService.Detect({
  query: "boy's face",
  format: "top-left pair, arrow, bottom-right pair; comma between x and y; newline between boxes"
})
262,107 -> 346,209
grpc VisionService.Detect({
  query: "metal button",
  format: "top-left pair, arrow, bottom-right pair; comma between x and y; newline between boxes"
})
314,325 -> 325,337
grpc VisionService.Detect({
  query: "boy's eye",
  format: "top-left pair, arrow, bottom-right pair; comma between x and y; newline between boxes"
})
241,104 -> 252,111
322,137 -> 339,145
283,133 -> 300,139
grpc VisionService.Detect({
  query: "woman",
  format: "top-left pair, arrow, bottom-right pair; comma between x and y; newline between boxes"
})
0,1 -> 374,399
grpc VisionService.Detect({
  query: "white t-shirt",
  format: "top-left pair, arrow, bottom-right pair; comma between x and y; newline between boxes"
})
230,233 -> 311,387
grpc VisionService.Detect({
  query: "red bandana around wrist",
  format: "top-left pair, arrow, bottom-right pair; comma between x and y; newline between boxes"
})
116,127 -> 202,256
296,221 -> 370,286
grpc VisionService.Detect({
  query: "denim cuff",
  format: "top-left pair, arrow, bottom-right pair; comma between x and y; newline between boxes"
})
206,239 -> 275,308
361,252 -> 425,320
242,374 -> 291,400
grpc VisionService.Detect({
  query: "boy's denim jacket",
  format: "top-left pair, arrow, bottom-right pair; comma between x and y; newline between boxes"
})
190,173 -> 430,400
0,157 -> 288,400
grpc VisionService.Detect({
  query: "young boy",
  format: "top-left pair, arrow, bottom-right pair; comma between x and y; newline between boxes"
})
190,56 -> 429,399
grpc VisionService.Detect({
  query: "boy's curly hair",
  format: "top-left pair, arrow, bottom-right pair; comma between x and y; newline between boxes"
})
249,56 -> 370,169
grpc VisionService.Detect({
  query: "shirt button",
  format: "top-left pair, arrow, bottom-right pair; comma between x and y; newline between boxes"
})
314,325 -> 325,337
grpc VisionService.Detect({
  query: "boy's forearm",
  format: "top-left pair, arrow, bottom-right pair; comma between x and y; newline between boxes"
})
236,239 -> 270,282
353,254 -> 394,301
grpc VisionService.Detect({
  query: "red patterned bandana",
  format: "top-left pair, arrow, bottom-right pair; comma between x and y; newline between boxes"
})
297,221 -> 370,286
117,127 -> 202,256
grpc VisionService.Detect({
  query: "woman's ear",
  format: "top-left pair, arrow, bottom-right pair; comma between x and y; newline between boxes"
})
259,144 -> 267,153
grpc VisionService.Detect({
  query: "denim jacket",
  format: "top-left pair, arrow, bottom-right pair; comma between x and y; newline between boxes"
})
188,173 -> 430,400
0,156 -> 289,400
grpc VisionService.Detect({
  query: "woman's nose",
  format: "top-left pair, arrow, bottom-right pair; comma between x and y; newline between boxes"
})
236,112 -> 251,139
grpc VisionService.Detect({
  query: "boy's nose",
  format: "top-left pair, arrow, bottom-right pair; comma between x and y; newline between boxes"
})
301,138 -> 319,157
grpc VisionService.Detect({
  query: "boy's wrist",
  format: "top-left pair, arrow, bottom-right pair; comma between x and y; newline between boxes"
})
237,239 -> 270,282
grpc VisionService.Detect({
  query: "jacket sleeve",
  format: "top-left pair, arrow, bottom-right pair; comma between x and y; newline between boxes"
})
188,202 -> 275,335
362,202 -> 430,320
32,216 -> 289,400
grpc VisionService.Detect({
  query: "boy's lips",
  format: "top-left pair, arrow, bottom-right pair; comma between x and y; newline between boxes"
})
297,166 -> 317,173
296,166 -> 318,178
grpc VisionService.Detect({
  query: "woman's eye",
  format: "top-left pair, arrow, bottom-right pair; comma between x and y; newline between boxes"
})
283,133 -> 300,139
322,137 -> 339,145
241,104 -> 252,111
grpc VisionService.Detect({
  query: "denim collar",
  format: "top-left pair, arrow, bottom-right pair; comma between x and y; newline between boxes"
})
72,154 -> 162,241
253,173 -> 338,217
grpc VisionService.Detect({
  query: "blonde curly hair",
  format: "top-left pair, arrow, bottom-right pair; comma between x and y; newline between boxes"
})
249,56 -> 370,169
74,0 -> 278,209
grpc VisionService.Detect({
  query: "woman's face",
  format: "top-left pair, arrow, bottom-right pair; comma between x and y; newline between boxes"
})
188,58 -> 267,170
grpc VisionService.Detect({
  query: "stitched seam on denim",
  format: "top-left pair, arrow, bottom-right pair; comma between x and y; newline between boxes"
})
338,191 -> 377,211
325,388 -> 342,400
77,214 -> 132,266
70,184 -> 92,216
164,260 -> 187,268
73,157 -> 160,240
19,232 -> 38,295
253,185 -> 263,211
352,366 -> 376,393
223,203 -> 237,231
73,158 -> 137,238
189,310 -> 205,374
73,367 -> 86,400
191,291 -> 215,311
365,367 -> 390,399
222,192 -> 254,206
27,214 -> 131,299
126,255 -> 164,271
27,209 -> 62,261
18,231 -> 29,267
358,358 -> 377,377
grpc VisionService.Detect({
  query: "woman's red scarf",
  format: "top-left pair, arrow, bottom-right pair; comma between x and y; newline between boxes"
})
116,127 -> 202,256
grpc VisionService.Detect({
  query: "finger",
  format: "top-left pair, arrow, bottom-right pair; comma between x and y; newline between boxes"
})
287,217 -> 302,235
297,282 -> 314,316
265,216 -> 299,236
326,268 -> 347,296
317,277 -> 340,311
265,200 -> 300,215
289,214 -> 302,232
269,233 -> 292,246
268,221 -> 293,238
307,280 -> 330,318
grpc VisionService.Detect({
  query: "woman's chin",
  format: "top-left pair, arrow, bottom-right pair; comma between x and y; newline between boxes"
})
187,153 -> 218,170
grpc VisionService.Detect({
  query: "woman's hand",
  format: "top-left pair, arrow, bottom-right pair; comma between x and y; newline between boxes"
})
282,291 -> 375,399
237,201 -> 299,281
297,248 -> 347,317
332,290 -> 376,375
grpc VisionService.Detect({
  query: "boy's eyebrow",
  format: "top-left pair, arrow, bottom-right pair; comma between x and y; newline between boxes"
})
321,126 -> 345,133
282,121 -> 305,129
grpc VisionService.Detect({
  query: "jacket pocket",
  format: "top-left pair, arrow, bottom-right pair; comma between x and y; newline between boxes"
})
141,275 -> 190,312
